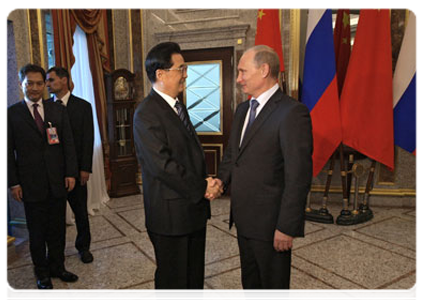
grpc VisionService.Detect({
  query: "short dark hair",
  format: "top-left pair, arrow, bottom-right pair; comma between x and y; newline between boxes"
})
19,64 -> 46,83
47,66 -> 71,89
145,42 -> 182,83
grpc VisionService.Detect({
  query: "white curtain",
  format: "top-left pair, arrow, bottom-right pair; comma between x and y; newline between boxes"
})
68,25 -> 110,218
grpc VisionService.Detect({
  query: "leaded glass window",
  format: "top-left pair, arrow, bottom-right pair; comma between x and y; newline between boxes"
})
185,61 -> 222,134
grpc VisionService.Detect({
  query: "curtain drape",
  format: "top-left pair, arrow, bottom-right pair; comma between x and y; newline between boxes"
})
72,25 -> 110,214
51,9 -> 109,145
51,9 -> 111,191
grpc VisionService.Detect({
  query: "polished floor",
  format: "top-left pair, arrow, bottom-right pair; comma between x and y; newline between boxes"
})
7,195 -> 416,291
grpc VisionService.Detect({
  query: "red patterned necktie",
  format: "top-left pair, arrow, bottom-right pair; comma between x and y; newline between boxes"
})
32,103 -> 44,133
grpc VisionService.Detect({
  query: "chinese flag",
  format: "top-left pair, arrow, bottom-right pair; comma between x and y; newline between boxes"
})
333,9 -> 351,94
255,9 -> 285,72
340,9 -> 394,169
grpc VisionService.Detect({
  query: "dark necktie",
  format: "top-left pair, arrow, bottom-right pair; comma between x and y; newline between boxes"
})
32,103 -> 45,134
56,99 -> 63,105
175,101 -> 193,135
245,99 -> 259,134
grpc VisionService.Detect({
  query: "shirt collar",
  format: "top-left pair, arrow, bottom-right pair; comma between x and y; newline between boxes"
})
54,91 -> 71,106
153,87 -> 178,111
24,97 -> 43,109
253,83 -> 279,107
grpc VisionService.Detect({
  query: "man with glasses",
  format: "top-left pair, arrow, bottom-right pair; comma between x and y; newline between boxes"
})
133,42 -> 223,289
8,64 -> 79,289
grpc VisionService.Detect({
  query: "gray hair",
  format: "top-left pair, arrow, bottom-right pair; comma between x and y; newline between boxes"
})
248,45 -> 280,79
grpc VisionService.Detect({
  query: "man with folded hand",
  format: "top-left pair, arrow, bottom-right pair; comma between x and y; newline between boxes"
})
133,42 -> 223,289
46,66 -> 95,264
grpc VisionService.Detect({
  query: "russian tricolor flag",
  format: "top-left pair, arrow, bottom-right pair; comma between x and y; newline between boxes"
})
393,12 -> 416,154
302,9 -> 343,176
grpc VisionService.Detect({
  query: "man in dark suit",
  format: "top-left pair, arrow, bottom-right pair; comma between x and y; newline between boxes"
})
46,66 -> 95,264
8,64 -> 79,289
133,42 -> 222,289
217,45 -> 313,289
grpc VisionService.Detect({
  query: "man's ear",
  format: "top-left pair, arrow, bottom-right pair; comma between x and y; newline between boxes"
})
260,63 -> 271,78
155,69 -> 163,81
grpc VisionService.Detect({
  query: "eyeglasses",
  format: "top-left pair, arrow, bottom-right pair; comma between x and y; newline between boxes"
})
164,65 -> 188,74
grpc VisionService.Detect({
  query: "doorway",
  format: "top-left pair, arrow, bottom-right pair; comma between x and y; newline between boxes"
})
180,47 -> 234,177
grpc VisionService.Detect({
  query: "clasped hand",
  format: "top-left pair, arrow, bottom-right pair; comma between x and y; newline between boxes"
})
204,177 -> 224,201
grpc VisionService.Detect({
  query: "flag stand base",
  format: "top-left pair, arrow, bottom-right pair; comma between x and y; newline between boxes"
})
336,208 -> 373,225
305,208 -> 334,224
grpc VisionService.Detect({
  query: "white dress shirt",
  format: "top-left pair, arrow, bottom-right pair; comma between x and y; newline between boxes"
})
25,97 -> 44,121
54,90 -> 71,106
239,83 -> 279,146
154,87 -> 179,115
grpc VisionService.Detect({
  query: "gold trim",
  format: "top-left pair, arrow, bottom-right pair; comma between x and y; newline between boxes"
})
289,9 -> 301,99
202,143 -> 223,161
311,185 -> 416,197
405,9 -> 409,27
204,149 -> 218,176
184,60 -> 223,136
128,10 -> 133,73
7,236 -> 16,246
27,9 -> 33,64
140,9 -> 144,97
112,10 -> 116,70
37,9 -> 45,68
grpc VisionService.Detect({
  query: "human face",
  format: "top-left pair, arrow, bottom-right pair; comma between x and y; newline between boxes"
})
46,71 -> 68,96
156,53 -> 187,98
21,72 -> 45,102
236,50 -> 266,98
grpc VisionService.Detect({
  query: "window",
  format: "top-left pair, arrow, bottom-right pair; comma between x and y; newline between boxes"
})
184,61 -> 222,134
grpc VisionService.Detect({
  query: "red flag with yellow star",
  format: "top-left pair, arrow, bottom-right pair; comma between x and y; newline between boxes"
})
340,9 -> 394,169
333,9 -> 351,94
255,9 -> 285,72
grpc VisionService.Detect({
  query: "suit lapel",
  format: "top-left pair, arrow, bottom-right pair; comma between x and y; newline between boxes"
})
18,100 -> 44,136
234,102 -> 249,153
152,90 -> 203,152
238,90 -> 282,156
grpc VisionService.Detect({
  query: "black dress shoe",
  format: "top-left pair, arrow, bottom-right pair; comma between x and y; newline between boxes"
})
79,250 -> 94,263
51,270 -> 78,282
37,277 -> 53,289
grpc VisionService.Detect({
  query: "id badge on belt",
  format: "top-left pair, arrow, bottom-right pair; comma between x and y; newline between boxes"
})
46,122 -> 60,145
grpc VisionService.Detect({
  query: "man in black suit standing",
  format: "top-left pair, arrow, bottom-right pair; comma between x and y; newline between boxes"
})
46,66 -> 94,264
217,45 -> 313,289
8,64 -> 79,289
133,42 -> 222,289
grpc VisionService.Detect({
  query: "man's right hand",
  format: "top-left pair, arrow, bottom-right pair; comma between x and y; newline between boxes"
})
10,186 -> 23,202
204,177 -> 224,201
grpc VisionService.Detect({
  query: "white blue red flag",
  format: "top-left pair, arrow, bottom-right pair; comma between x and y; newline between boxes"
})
302,9 -> 342,176
393,12 -> 416,154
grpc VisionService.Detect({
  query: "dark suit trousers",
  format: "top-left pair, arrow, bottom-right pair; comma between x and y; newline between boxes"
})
23,196 -> 66,278
237,233 -> 291,289
67,182 -> 91,252
147,227 -> 206,289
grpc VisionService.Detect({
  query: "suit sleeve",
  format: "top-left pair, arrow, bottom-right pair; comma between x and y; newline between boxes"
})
133,109 -> 207,204
7,109 -> 19,187
80,103 -> 94,173
61,106 -> 78,178
217,104 -> 243,188
277,104 -> 313,237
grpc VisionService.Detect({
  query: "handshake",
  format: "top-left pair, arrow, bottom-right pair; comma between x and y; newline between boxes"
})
204,177 -> 224,201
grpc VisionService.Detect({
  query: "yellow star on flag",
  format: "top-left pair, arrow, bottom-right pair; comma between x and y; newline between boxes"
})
342,11 -> 349,28
258,10 -> 266,20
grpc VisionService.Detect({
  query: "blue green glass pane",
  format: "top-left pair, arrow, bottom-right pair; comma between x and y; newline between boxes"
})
186,63 -> 221,133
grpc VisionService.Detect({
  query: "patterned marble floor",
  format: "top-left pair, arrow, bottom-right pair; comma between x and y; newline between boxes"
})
7,195 -> 416,292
